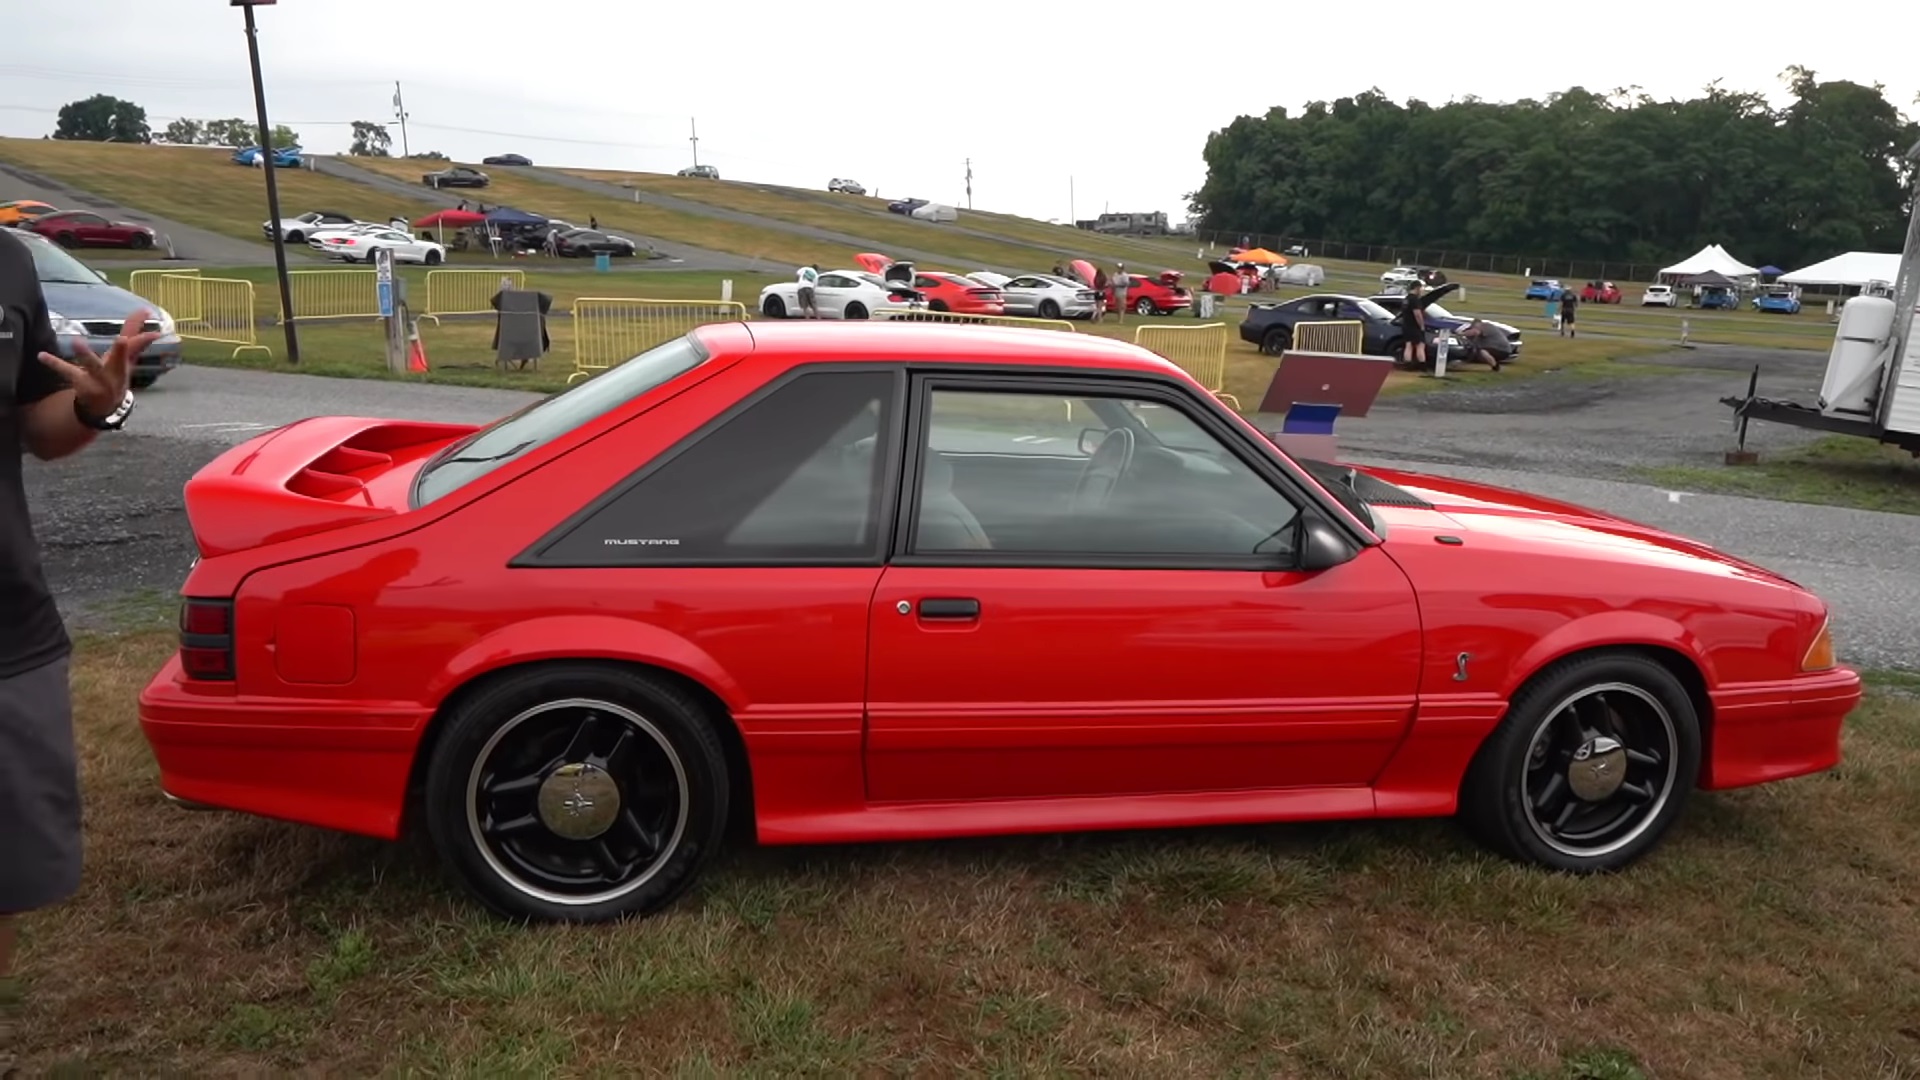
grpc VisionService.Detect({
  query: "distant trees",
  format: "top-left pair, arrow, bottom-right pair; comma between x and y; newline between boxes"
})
53,95 -> 150,143
156,116 -> 298,150
348,121 -> 391,157
408,150 -> 449,161
1189,71 -> 1920,268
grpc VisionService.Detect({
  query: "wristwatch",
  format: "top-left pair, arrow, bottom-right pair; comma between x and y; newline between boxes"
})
74,389 -> 135,431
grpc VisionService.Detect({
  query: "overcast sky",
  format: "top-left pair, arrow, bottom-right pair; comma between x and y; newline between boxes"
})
4,0 -> 1916,223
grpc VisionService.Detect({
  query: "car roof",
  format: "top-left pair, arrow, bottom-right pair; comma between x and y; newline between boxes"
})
710,320 -> 1184,378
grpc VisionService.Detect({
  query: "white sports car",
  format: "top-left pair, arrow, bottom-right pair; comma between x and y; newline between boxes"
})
998,273 -> 1102,319
759,270 -> 922,319
309,227 -> 447,265
1641,284 -> 1680,307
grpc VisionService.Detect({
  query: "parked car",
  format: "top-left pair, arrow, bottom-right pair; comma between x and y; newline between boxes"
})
262,209 -> 359,244
1381,265 -> 1446,289
998,273 -> 1102,320
913,272 -> 1004,315
1753,285 -> 1802,315
1107,271 -> 1192,316
1580,281 -> 1622,304
231,145 -> 302,168
759,269 -> 922,319
552,229 -> 638,258
136,319 -> 1861,923
1641,284 -> 1680,307
1524,279 -> 1569,301
1239,293 -> 1406,356
678,165 -> 719,179
1283,244 -> 1309,257
1369,293 -> 1524,358
26,210 -> 156,250
887,198 -> 928,216
0,199 -> 58,226
483,154 -> 533,166
17,229 -> 182,388
828,178 -> 866,195
1695,285 -> 1740,311
311,228 -> 447,265
423,166 -> 490,189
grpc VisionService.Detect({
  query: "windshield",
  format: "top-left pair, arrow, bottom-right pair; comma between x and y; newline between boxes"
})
1425,302 -> 1457,320
19,233 -> 103,285
412,335 -> 712,507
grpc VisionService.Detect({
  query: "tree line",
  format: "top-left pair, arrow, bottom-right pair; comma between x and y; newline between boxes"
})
48,94 -> 444,159
1188,70 -> 1920,270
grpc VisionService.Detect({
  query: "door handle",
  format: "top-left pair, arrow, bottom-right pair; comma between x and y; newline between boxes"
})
916,597 -> 980,620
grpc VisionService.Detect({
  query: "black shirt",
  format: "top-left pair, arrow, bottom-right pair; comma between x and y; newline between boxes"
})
0,228 -> 70,677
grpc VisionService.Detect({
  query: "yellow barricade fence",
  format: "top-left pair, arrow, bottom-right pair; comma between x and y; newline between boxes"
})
874,308 -> 1078,332
284,269 -> 380,321
164,275 -> 271,360
1293,319 -> 1363,355
570,298 -> 749,383
148,272 -> 203,324
129,267 -> 198,308
422,269 -> 527,322
1135,323 -> 1237,409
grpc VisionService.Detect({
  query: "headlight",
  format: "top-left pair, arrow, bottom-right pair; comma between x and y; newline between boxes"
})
45,309 -> 87,337
155,309 -> 176,336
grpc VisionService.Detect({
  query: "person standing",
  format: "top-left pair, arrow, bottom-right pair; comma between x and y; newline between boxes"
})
796,263 -> 820,319
1,228 -> 158,1028
1559,288 -> 1578,338
588,215 -> 598,231
1110,262 -> 1130,321
1396,283 -> 1429,369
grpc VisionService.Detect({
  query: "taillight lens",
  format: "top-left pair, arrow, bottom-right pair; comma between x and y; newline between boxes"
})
179,598 -> 235,681
1802,619 -> 1836,671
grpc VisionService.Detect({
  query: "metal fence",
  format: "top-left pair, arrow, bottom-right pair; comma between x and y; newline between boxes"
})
569,298 -> 749,383
157,275 -> 271,359
1134,323 -> 1237,409
423,269 -> 526,322
285,269 -> 380,321
1292,320 -> 1364,355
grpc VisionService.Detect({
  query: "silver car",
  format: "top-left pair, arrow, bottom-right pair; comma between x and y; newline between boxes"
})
999,273 -> 1101,320
20,230 -> 182,388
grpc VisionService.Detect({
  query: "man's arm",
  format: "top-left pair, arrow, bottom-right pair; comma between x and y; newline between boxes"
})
16,288 -> 93,462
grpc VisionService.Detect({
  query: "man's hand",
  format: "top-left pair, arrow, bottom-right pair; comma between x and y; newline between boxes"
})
37,308 -> 159,418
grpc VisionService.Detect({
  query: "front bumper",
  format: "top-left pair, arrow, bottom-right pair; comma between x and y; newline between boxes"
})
59,332 -> 183,375
1702,667 -> 1863,790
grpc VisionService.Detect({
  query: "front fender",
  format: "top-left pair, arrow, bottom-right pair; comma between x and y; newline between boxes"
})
425,615 -> 748,711
1504,609 -> 1715,696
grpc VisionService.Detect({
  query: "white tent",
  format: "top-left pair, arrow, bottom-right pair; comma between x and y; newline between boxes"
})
1779,251 -> 1901,288
1659,243 -> 1760,280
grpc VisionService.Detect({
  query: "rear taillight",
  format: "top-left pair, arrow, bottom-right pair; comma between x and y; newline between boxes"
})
179,598 -> 235,681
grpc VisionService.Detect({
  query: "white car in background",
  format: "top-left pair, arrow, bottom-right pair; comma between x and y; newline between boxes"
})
759,269 -> 922,319
1380,265 -> 1423,289
1641,284 -> 1680,307
998,273 -> 1102,319
310,227 -> 447,265
262,210 -> 359,243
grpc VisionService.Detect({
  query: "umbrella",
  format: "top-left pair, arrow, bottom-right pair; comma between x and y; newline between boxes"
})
1232,247 -> 1288,266
413,209 -> 486,228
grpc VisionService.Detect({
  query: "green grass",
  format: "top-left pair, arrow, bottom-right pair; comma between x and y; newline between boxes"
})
13,629 -> 1919,1076
1638,435 -> 1920,514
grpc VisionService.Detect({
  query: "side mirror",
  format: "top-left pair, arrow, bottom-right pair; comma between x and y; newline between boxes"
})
1296,513 -> 1358,572
1078,427 -> 1108,456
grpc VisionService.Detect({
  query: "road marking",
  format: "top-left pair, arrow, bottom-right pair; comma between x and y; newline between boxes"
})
180,421 -> 271,432
1667,491 -> 1691,503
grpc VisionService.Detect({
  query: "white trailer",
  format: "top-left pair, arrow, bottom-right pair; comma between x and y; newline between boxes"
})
1723,140 -> 1920,455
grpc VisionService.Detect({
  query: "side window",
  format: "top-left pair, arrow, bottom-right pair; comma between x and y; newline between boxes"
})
536,369 -> 897,564
818,274 -> 853,288
910,388 -> 1301,562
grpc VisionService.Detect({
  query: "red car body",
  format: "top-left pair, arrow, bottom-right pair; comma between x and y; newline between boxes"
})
1107,271 -> 1193,315
1581,281 -> 1623,304
27,209 -> 157,249
913,272 -> 1005,315
139,321 -> 1860,921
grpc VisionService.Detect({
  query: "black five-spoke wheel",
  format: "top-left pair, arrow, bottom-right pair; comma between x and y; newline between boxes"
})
426,667 -> 729,922
1463,653 -> 1700,872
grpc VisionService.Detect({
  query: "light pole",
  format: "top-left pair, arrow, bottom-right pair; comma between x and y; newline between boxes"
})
234,0 -> 299,363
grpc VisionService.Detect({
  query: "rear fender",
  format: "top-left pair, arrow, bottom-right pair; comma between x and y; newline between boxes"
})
424,615 -> 748,713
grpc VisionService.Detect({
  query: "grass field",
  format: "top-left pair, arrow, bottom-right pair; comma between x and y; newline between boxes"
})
10,627 -> 1918,1076
1639,435 -> 1920,515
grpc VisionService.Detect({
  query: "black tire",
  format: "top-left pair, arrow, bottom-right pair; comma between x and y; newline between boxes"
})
424,664 -> 731,923
130,372 -> 157,390
929,300 -> 949,313
55,231 -> 76,248
762,295 -> 787,318
1260,327 -> 1291,356
424,250 -> 443,266
1460,652 -> 1699,873
844,302 -> 868,320
130,232 -> 153,250
1038,299 -> 1061,319
1134,297 -> 1155,316
286,231 -> 305,244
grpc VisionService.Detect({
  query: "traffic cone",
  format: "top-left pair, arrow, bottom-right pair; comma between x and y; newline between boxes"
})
407,320 -> 429,373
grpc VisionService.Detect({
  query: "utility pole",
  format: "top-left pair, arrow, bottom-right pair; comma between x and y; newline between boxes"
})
392,80 -> 411,158
689,118 -> 700,168
235,0 -> 298,364
964,158 -> 973,210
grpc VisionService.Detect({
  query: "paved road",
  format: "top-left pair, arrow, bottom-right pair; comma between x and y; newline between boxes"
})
0,158 -> 292,265
312,157 -> 761,273
26,355 -> 1915,672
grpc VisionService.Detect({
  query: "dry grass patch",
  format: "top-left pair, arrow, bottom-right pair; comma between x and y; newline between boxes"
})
11,631 -> 1919,1076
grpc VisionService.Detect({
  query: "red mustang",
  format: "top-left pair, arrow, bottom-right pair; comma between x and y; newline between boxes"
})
1107,270 -> 1193,315
911,271 -> 1005,315
140,322 -> 1860,923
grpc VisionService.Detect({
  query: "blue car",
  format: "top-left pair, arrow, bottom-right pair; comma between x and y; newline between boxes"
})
1523,278 -> 1567,300
1753,287 -> 1802,314
1697,285 -> 1740,310
231,145 -> 302,168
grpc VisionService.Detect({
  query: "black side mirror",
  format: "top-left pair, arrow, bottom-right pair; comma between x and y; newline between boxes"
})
1296,513 -> 1358,572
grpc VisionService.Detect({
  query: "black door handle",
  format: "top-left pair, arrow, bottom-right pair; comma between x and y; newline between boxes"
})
917,597 -> 980,620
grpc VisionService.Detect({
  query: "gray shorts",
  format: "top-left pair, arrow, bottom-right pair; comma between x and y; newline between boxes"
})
0,656 -> 81,914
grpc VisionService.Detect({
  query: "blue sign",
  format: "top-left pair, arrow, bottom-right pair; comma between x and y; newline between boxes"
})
377,280 -> 394,318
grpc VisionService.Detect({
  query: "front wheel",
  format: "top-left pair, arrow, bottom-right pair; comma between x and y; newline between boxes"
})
423,665 -> 730,923
424,250 -> 443,266
130,232 -> 153,250
1460,653 -> 1699,873
761,296 -> 787,318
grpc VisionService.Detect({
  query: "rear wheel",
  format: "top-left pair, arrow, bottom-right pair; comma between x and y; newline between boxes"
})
844,302 -> 869,320
762,296 -> 787,318
1134,297 -> 1155,315
424,664 -> 730,923
1260,327 -> 1291,356
1038,299 -> 1060,319
929,300 -> 949,312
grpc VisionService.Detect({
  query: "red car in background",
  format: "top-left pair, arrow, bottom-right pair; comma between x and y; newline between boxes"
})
1107,270 -> 1193,315
27,209 -> 157,250
1581,281 -> 1622,304
913,272 -> 1005,315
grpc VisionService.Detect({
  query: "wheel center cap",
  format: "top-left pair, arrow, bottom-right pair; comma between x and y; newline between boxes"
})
536,762 -> 622,841
1567,735 -> 1626,801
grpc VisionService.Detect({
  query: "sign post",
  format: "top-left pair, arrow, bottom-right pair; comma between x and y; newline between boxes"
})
376,247 -> 406,373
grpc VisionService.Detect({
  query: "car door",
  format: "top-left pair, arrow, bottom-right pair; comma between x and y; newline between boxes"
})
999,277 -> 1038,315
864,375 -> 1423,804
814,273 -> 858,318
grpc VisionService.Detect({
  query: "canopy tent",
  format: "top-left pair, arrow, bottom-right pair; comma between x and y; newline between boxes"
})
1659,243 -> 1759,280
1778,251 -> 1901,288
1757,264 -> 1783,277
1685,270 -> 1738,287
483,206 -> 547,227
